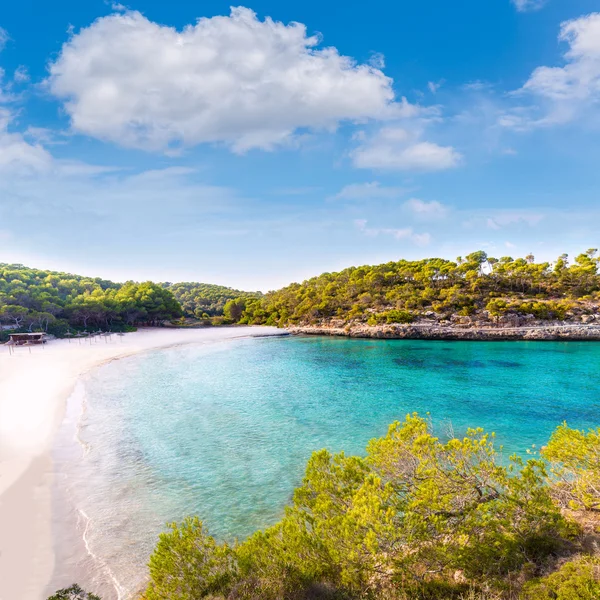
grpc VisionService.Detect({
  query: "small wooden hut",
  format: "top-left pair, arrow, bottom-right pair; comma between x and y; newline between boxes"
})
8,333 -> 47,346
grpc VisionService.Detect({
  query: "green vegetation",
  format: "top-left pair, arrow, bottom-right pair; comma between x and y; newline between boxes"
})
5,250 -> 600,337
46,584 -> 100,600
0,264 -> 182,338
543,424 -> 600,511
521,557 -> 600,600
230,250 -> 600,326
142,416 -> 600,600
0,265 -> 265,338
164,282 -> 261,320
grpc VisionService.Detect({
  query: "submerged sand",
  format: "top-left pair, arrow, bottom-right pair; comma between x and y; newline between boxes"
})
0,326 -> 283,600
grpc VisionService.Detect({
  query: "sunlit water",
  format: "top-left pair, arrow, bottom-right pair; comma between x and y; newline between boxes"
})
50,336 -> 600,598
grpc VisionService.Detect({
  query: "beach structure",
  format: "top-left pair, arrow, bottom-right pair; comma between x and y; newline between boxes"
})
8,332 -> 47,346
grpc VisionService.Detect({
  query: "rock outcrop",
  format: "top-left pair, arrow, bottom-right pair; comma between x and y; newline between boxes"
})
288,322 -> 600,341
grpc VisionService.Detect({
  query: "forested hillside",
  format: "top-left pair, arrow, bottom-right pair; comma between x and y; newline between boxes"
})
0,264 -> 183,336
234,250 -> 600,327
3,250 -> 600,337
0,265 -> 266,336
165,282 -> 261,319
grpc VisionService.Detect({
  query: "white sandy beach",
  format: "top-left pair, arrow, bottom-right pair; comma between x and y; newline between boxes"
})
0,326 -> 283,600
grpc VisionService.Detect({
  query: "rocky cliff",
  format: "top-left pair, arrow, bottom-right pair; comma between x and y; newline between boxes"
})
288,321 -> 600,341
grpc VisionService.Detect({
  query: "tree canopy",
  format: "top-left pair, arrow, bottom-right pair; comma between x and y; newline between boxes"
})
164,282 -> 261,319
0,264 -> 182,336
143,416 -> 600,600
4,250 -> 600,337
230,250 -> 600,327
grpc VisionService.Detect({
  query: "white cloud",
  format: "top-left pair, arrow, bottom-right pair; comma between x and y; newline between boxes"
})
354,218 -> 431,246
0,108 -> 53,173
351,127 -> 462,171
0,52 -> 47,172
47,7 -> 401,153
428,80 -> 444,94
505,13 -> 600,127
0,27 -> 8,52
13,66 -> 29,83
333,181 -> 407,201
465,210 -> 545,230
369,52 -> 385,69
404,198 -> 448,219
511,0 -> 547,12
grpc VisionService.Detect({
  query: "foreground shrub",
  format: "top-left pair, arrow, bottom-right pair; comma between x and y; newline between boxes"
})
520,557 -> 600,600
542,424 -> 600,511
47,585 -> 100,600
145,517 -> 236,600
146,415 -> 578,599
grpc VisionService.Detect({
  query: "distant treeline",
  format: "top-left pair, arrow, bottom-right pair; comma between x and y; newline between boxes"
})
3,250 -> 600,337
164,282 -> 262,319
0,264 -> 184,337
227,250 -> 600,326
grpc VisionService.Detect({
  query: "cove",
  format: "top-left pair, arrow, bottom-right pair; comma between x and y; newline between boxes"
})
55,336 -> 600,598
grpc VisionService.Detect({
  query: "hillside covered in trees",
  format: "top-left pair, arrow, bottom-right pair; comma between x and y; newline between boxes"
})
231,250 -> 600,327
3,250 -> 600,338
139,415 -> 600,600
0,265 -> 268,337
164,282 -> 261,319
0,264 -> 183,337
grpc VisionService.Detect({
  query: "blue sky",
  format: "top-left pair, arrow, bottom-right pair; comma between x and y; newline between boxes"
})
0,0 -> 599,290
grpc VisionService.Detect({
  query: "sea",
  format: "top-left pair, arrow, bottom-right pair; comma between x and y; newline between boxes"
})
48,334 -> 600,599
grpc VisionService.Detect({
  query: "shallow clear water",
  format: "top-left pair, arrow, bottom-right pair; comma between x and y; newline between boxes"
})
52,336 -> 600,598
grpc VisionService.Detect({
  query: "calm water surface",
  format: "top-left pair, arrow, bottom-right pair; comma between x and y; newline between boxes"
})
51,336 -> 600,598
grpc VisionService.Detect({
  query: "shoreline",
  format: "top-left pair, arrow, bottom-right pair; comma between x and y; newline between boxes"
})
0,326 -> 284,600
287,322 -> 600,341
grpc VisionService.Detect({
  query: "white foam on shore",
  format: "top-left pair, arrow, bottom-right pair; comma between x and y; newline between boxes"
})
78,508 -> 126,600
73,381 -> 92,458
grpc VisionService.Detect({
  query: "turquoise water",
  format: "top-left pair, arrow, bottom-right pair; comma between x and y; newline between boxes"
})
56,335 -> 600,598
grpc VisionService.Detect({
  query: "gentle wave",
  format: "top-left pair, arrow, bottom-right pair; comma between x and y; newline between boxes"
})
78,508 -> 126,600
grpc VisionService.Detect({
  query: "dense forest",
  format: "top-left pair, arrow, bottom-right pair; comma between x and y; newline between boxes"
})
0,264 -> 267,337
55,415 -> 600,600
3,250 -> 600,339
231,250 -> 600,327
165,282 -> 261,319
0,265 -> 178,338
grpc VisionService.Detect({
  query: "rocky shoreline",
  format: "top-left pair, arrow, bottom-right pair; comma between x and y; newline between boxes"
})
287,322 -> 600,341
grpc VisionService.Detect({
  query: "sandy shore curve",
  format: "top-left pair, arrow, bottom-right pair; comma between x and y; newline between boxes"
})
0,326 -> 283,600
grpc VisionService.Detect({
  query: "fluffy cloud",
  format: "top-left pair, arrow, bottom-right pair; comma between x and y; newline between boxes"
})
0,72 -> 52,173
511,0 -> 547,12
0,126 -> 52,172
333,181 -> 407,201
0,27 -> 8,52
403,198 -> 448,219
351,127 -> 462,171
47,7 -> 400,152
13,66 -> 29,83
506,13 -> 600,126
354,219 -> 431,246
463,210 -> 545,230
